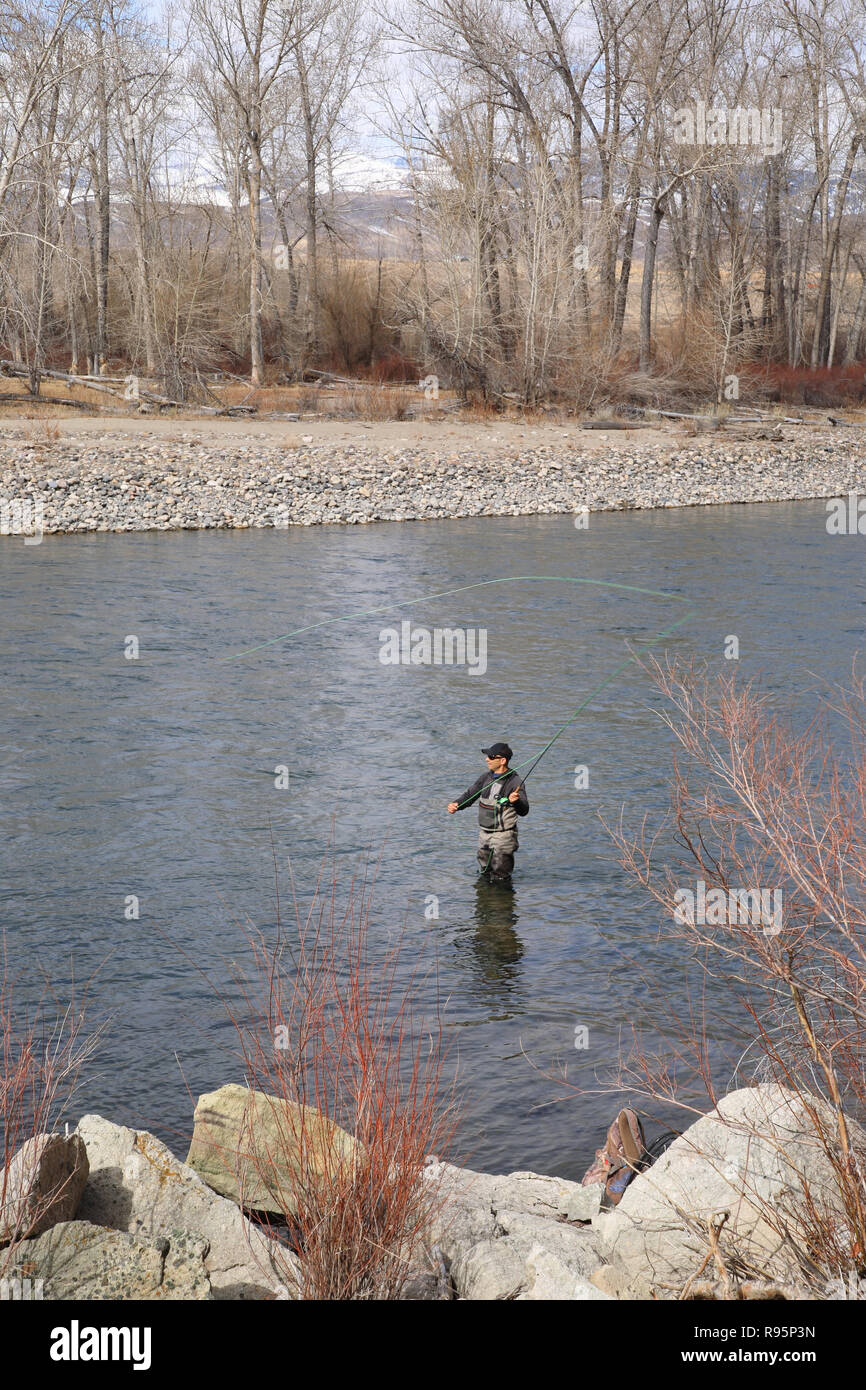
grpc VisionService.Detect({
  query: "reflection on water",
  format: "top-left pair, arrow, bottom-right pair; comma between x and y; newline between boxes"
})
1,498 -> 860,1177
465,876 -> 524,1009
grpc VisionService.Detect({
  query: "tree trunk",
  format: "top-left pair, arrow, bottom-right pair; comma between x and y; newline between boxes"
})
612,175 -> 641,354
843,257 -> 866,365
827,240 -> 852,368
93,10 -> 110,368
640,196 -> 665,372
131,196 -> 158,373
298,57 -> 319,368
811,134 -> 859,368
247,125 -> 264,387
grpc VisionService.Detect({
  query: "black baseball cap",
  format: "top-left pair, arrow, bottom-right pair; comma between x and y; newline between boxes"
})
482,742 -> 512,761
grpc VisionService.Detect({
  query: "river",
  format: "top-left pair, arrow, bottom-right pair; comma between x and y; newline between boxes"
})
1,497 -> 860,1177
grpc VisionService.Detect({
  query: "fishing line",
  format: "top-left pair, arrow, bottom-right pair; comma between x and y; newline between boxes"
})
218,574 -> 693,662
219,570 -> 696,791
161,573 -> 698,822
22,575 -> 698,864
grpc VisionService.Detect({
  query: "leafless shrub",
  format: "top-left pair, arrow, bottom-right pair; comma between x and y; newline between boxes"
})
192,854 -> 457,1299
602,658 -> 866,1294
0,938 -> 102,1275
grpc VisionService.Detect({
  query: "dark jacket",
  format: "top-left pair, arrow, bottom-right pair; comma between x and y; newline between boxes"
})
454,768 -> 529,830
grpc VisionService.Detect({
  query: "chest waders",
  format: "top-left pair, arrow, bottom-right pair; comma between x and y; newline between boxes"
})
477,775 -> 519,878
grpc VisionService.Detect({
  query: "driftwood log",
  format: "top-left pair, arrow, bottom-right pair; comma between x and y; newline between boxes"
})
581,419 -> 655,429
0,362 -> 256,416
0,393 -> 99,410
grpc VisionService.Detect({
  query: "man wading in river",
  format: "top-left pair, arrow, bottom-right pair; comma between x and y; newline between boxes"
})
448,743 -> 529,880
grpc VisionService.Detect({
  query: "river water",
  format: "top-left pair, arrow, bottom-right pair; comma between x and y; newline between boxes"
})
1,498 -> 861,1178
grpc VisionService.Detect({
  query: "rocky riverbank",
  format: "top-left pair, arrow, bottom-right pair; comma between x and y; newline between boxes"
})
1,1084 -> 862,1300
2,427 -> 866,535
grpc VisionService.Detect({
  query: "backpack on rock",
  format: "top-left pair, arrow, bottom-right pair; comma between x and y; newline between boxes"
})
580,1108 -> 648,1205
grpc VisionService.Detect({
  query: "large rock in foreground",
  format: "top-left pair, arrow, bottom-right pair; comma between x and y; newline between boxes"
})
0,1133 -> 89,1242
4,1221 -> 211,1299
75,1114 -> 299,1300
596,1084 -> 863,1298
185,1083 -> 359,1216
422,1161 -> 608,1300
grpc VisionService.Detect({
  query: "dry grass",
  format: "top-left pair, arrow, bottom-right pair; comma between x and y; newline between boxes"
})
2,354 -> 862,426
335,384 -> 414,421
0,377 -> 105,416
15,420 -> 65,447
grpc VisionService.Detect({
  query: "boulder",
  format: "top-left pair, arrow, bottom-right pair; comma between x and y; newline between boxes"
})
425,1162 -> 605,1256
451,1238 -> 526,1300
423,1169 -> 498,1261
451,1237 -> 610,1301
518,1245 -> 613,1301
597,1084 -> 865,1297
589,1264 -> 634,1299
75,1114 -> 299,1300
0,1133 -> 89,1242
564,1184 -> 605,1222
422,1160 -> 605,1300
4,1220 -> 211,1300
492,1208 -> 603,1275
185,1083 -> 359,1216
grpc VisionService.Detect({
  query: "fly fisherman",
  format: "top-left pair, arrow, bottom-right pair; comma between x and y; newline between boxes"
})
448,742 -> 529,880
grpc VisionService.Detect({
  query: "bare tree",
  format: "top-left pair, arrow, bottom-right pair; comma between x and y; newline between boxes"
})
190,0 -> 322,385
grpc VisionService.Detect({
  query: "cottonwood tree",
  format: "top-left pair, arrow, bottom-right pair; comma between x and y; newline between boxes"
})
272,0 -> 378,370
0,0 -> 83,211
773,0 -> 866,367
0,0 -> 86,377
3,0 -> 866,400
103,0 -> 181,375
189,0 -> 324,385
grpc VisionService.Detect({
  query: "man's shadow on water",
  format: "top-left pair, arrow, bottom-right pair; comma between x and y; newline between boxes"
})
456,875 -> 525,1009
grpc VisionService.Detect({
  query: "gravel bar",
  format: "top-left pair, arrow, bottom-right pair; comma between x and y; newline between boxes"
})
2,432 -> 866,534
